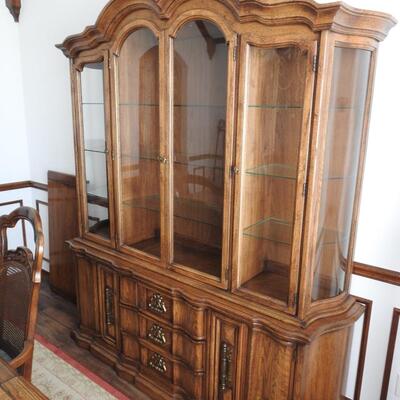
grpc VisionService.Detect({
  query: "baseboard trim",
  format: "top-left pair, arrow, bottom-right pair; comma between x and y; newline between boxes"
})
353,262 -> 400,287
0,180 -> 48,192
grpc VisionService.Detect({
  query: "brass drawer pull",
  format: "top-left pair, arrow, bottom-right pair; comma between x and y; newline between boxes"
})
148,293 -> 167,314
149,353 -> 167,374
219,342 -> 233,391
148,324 -> 167,346
105,286 -> 114,325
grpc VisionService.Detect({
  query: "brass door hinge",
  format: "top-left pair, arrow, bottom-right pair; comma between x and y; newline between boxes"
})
302,182 -> 308,197
312,55 -> 318,72
233,46 -> 238,62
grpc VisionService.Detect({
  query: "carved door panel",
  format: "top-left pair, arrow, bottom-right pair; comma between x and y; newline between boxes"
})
98,264 -> 119,346
246,329 -> 294,400
75,255 -> 100,335
208,313 -> 247,400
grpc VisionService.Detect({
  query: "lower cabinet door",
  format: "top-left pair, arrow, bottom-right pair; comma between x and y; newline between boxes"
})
75,254 -> 100,334
209,313 -> 248,400
98,264 -> 119,346
246,329 -> 295,400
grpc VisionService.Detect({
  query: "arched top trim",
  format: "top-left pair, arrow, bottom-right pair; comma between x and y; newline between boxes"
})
112,19 -> 161,56
56,0 -> 397,58
168,10 -> 236,42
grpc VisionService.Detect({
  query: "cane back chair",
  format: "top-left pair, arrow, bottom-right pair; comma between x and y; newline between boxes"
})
0,206 -> 44,381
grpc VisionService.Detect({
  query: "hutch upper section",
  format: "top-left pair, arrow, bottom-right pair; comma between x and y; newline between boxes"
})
58,0 -> 396,322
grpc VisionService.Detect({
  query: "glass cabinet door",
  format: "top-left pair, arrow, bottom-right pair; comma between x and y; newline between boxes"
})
311,48 -> 371,301
172,20 -> 228,278
80,62 -> 111,239
116,28 -> 161,258
237,44 -> 310,305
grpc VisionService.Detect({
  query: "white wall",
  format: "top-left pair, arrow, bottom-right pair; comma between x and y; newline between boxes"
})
18,0 -> 109,183
0,6 -> 30,182
0,6 -> 35,257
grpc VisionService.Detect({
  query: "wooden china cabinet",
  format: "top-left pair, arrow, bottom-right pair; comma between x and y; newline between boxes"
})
57,1 -> 395,399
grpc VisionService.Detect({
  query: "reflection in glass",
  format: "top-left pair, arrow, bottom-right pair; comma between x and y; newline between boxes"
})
173,20 -> 228,277
238,46 -> 307,303
81,62 -> 110,238
312,48 -> 371,300
117,29 -> 161,258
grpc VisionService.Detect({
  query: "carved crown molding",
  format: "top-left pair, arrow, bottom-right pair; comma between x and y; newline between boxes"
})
5,0 -> 21,22
56,0 -> 397,58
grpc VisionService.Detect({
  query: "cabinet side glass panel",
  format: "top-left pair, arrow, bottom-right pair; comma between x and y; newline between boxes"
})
81,62 -> 110,239
311,48 -> 371,301
117,29 -> 161,258
238,46 -> 307,303
172,20 -> 228,277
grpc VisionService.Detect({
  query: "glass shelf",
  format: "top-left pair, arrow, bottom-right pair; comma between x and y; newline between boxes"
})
245,164 -> 296,179
247,104 -> 303,109
243,217 -> 292,245
174,159 -> 224,172
175,152 -> 224,163
84,139 -> 106,153
324,174 -> 356,181
119,102 -> 159,107
243,217 -> 341,246
123,195 -> 222,227
85,148 -> 107,154
174,104 -> 226,108
243,163 -> 354,181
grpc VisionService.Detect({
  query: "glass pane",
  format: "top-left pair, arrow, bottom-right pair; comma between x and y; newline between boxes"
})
81,62 -> 110,239
117,28 -> 160,258
312,48 -> 371,300
238,46 -> 308,303
173,20 -> 228,277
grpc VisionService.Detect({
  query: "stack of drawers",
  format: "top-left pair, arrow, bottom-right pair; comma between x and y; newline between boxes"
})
119,276 -> 206,399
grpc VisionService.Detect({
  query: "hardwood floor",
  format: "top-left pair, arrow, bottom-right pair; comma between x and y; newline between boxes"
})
37,273 -> 149,400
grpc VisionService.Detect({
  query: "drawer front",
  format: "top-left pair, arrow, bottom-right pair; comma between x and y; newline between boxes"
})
141,346 -> 173,383
120,276 -> 138,307
139,315 -> 172,352
121,333 -> 140,362
140,344 -> 204,400
120,306 -> 139,337
173,331 -> 205,371
174,298 -> 206,339
174,364 -> 205,400
139,284 -> 173,322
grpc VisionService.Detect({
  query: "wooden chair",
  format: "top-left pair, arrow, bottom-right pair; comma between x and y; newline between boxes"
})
0,207 -> 44,381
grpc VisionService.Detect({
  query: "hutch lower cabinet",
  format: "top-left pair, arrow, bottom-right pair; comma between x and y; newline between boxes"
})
57,0 -> 396,399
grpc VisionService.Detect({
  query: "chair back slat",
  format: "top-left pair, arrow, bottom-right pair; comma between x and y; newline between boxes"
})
0,207 -> 44,379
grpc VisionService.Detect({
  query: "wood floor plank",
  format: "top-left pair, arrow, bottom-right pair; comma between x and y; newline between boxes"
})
37,276 -> 149,400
